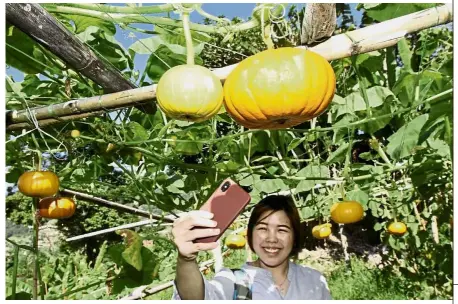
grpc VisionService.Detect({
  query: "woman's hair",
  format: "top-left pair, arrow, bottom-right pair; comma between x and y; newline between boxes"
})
247,195 -> 302,257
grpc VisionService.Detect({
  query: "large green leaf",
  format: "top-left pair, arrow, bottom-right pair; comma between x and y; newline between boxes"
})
125,121 -> 149,142
397,38 -> 413,72
145,45 -> 203,82
6,24 -> 48,74
61,14 -> 116,35
296,165 -> 330,193
254,179 -> 288,194
117,229 -> 143,271
362,3 -> 438,22
386,114 -> 429,160
129,30 -> 206,57
419,99 -> 452,144
335,86 -> 396,118
79,26 -> 132,71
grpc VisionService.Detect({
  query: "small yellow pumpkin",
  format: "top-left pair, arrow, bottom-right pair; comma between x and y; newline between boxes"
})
225,234 -> 246,249
387,222 -> 407,236
38,197 -> 76,219
312,223 -> 332,239
330,201 -> 364,224
156,65 -> 223,122
223,47 -> 335,129
18,171 -> 60,198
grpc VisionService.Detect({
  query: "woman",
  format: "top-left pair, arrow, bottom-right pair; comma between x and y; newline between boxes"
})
171,195 -> 332,300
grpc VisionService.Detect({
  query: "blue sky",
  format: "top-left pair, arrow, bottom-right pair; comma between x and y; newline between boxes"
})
6,3 -> 361,83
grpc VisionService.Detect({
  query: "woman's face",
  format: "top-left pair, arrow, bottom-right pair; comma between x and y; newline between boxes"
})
252,210 -> 294,268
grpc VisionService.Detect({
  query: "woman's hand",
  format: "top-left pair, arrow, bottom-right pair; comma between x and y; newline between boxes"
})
172,210 -> 220,261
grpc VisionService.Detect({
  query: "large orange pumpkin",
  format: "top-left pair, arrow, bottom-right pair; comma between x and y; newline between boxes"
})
223,47 -> 336,129
38,197 -> 76,219
156,65 -> 223,122
330,201 -> 364,224
18,171 -> 60,198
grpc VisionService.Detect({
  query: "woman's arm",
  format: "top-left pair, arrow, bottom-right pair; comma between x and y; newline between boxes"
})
175,255 -> 205,299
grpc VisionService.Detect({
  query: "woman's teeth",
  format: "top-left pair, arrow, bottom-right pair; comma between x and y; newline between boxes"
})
264,248 -> 280,253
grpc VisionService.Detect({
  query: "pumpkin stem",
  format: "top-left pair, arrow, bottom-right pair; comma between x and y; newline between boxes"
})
182,11 -> 194,65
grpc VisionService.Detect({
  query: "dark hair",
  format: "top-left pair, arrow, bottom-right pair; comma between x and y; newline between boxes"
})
247,195 -> 302,257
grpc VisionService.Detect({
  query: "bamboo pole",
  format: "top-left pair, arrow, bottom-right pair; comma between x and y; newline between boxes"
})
6,4 -> 453,130
65,219 -> 168,242
60,188 -> 175,221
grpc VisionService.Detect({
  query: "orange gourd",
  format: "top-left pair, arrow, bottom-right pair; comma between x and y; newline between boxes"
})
223,47 -> 336,129
38,197 -> 76,219
387,222 -> 407,236
18,171 -> 60,198
330,201 -> 364,224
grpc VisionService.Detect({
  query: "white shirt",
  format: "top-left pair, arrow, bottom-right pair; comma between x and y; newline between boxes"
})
172,261 -> 332,300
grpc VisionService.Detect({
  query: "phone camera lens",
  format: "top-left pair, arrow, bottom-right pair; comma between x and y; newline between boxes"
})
221,181 -> 230,192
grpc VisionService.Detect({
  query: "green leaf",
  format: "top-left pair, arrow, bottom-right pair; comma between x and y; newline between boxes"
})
364,3 -> 437,22
6,24 -> 48,74
397,38 -> 413,72
125,121 -> 149,142
374,222 -> 383,231
129,30 -> 205,56
325,142 -> 349,164
386,114 -> 428,160
117,229 -> 144,271
346,189 -> 369,206
287,138 -> 306,151
145,45 -> 203,82
427,139 -> 450,158
255,179 -> 288,194
296,165 -> 330,192
62,15 -> 116,35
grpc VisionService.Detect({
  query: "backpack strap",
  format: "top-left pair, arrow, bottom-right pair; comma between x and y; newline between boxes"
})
231,268 -> 252,300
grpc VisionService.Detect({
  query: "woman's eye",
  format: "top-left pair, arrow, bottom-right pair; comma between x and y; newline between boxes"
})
279,230 -> 288,233
257,227 -> 266,231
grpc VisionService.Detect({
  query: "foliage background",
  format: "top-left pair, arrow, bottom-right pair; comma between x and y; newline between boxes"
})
5,3 -> 453,300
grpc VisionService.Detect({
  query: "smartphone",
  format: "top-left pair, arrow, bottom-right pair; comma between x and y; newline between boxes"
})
193,178 -> 251,243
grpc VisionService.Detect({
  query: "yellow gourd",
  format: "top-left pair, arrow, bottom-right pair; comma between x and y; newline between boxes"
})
156,65 -> 223,122
18,171 -> 60,198
387,222 -> 407,236
312,223 -> 332,239
330,201 -> 364,224
38,197 -> 76,219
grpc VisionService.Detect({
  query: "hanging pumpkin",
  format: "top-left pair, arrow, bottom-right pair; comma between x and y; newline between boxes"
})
38,197 -> 76,219
223,47 -> 336,129
239,229 -> 248,237
330,201 -> 364,224
225,234 -> 246,249
312,223 -> 332,239
387,222 -> 407,236
18,171 -> 60,198
156,65 -> 224,122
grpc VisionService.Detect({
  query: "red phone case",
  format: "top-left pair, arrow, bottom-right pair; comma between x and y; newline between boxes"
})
193,178 -> 251,243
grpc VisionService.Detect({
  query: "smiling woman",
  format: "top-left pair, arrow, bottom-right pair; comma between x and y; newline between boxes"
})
171,195 -> 332,300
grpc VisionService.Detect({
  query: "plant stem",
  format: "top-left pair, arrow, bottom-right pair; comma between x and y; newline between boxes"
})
182,12 -> 194,65
43,5 -> 262,34
11,245 -> 19,300
32,197 -> 39,300
43,3 -> 176,14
